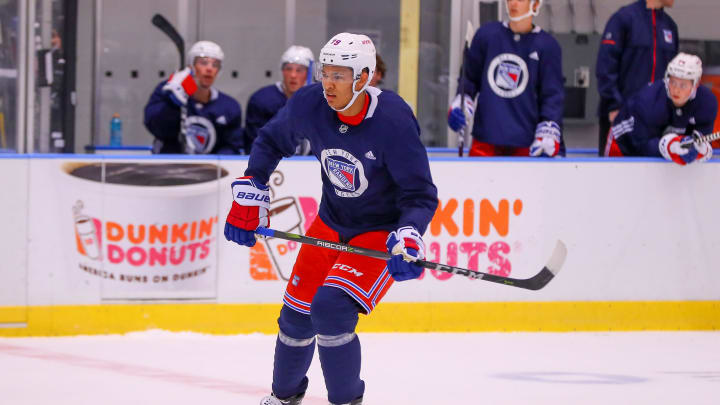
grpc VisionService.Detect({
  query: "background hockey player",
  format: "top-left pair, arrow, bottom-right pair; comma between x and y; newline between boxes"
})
144,40 -> 243,154
605,52 -> 716,165
447,0 -> 565,157
224,33 -> 437,405
369,53 -> 386,88
596,0 -> 678,156
244,45 -> 314,154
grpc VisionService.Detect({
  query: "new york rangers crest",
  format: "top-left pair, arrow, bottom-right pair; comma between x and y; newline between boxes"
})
327,158 -> 356,190
320,148 -> 368,198
487,53 -> 529,98
663,29 -> 673,44
498,62 -> 522,88
184,115 -> 217,154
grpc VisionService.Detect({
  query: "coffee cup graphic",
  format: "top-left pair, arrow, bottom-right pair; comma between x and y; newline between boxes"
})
61,161 -> 228,300
264,196 -> 304,280
73,201 -> 102,260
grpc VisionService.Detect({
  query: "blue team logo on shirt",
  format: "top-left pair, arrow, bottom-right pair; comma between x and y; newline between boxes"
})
327,158 -> 356,191
663,29 -> 673,44
184,115 -> 217,154
320,148 -> 368,198
487,53 -> 529,99
498,62 -> 522,89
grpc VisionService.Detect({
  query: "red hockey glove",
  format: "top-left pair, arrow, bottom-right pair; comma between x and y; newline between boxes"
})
162,67 -> 198,107
659,132 -> 712,165
224,176 -> 270,247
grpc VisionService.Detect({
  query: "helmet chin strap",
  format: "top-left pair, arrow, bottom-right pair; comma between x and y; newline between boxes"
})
507,0 -> 539,22
508,9 -> 534,22
324,78 -> 365,112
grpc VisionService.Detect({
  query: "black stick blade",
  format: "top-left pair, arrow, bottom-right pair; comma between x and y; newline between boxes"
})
151,14 -> 185,69
252,227 -> 567,291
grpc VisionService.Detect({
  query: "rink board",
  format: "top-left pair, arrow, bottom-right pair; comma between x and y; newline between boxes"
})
0,155 -> 719,335
0,301 -> 717,336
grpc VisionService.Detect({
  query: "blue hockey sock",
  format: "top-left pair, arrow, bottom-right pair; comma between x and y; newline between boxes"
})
271,305 -> 315,399
311,286 -> 364,404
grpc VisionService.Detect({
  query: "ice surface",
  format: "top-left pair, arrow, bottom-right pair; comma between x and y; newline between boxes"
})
1,331 -> 718,404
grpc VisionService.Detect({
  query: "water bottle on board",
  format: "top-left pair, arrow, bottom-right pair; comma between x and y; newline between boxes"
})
110,113 -> 122,147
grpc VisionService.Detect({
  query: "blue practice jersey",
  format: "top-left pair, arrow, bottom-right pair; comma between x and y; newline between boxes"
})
611,82 -> 717,157
244,83 -> 287,154
596,0 -> 678,114
144,81 -> 244,154
458,21 -> 564,149
245,83 -> 438,239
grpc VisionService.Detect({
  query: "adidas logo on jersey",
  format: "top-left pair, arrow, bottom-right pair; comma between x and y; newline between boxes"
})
365,151 -> 376,160
216,115 -> 227,125
529,51 -> 539,61
339,124 -> 349,134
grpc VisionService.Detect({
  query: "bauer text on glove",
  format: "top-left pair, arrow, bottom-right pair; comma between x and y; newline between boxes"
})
224,176 -> 270,247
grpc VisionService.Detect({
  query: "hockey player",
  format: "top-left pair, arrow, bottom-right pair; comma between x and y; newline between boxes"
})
244,45 -> 314,154
605,53 -> 716,165
224,33 -> 437,405
447,0 -> 565,157
596,0 -> 678,155
144,40 -> 243,154
369,53 -> 386,88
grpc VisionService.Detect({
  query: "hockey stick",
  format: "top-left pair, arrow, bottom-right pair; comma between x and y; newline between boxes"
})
151,14 -> 184,68
151,14 -> 189,152
255,227 -> 567,291
457,21 -> 474,157
681,130 -> 720,149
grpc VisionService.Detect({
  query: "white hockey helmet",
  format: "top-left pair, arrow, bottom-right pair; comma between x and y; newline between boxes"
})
664,52 -> 703,101
318,32 -> 376,112
281,45 -> 314,69
507,0 -> 543,22
665,52 -> 702,85
188,40 -> 224,67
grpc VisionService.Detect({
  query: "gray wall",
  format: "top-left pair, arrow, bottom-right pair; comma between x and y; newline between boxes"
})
75,0 -> 327,150
96,0 -> 185,147
557,33 -> 601,149
418,0 -> 451,147
73,0 -> 720,151
326,0 -> 400,92
74,0 -> 94,153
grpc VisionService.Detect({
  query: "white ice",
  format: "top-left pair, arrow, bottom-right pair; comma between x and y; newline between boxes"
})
1,331 -> 718,404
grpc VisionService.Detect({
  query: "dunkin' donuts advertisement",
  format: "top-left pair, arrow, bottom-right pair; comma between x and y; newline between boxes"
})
26,157 -> 564,304
57,160 -> 226,300
8,156 -> 720,308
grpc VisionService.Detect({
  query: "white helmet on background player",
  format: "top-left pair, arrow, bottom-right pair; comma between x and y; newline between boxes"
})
506,0 -> 543,22
188,40 -> 224,68
317,32 -> 376,112
664,52 -> 703,100
281,45 -> 314,86
281,45 -> 314,69
665,52 -> 702,86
